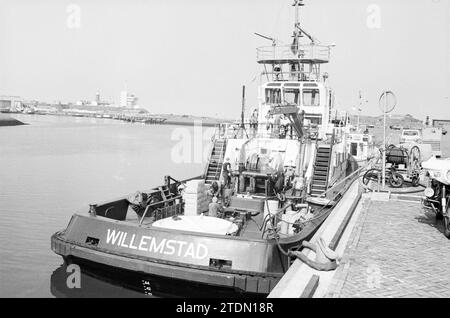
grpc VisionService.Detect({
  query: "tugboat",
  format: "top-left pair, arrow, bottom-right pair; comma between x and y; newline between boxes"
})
51,0 -> 359,296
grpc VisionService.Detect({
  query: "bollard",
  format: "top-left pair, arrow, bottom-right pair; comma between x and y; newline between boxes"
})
89,204 -> 97,217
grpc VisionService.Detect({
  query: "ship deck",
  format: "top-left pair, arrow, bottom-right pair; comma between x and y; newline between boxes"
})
123,210 -> 266,240
121,201 -> 330,242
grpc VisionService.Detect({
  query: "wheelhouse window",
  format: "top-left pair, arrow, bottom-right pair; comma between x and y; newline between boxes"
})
284,88 -> 300,105
302,89 -> 320,106
265,89 -> 282,104
306,116 -> 322,125
403,131 -> 419,136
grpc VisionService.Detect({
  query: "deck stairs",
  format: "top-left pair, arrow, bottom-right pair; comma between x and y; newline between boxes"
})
310,145 -> 332,196
205,139 -> 227,185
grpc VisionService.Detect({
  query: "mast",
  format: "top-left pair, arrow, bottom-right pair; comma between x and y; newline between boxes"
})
241,85 -> 246,129
293,0 -> 302,43
256,0 -> 330,81
291,0 -> 303,77
240,85 -> 249,139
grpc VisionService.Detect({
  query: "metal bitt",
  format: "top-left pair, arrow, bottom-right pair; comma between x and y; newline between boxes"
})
89,204 -> 97,217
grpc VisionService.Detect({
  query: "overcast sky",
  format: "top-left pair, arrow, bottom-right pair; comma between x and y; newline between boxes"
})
0,0 -> 449,120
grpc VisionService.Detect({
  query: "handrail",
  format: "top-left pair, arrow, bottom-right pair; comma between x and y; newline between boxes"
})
260,71 -> 322,82
213,122 -> 302,141
316,157 -> 377,199
139,195 -> 182,225
256,44 -> 331,64
322,130 -> 336,190
203,138 -> 216,179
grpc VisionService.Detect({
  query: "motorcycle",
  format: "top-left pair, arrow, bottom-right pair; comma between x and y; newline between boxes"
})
422,157 -> 450,238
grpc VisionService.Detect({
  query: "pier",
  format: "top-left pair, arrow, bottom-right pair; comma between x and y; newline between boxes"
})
113,114 -> 167,125
269,179 -> 363,298
269,181 -> 450,298
326,191 -> 450,298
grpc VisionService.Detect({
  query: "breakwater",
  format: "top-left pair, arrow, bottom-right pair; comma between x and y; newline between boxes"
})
0,114 -> 25,126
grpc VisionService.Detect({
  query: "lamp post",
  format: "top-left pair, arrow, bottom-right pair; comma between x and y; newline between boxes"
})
382,99 -> 386,188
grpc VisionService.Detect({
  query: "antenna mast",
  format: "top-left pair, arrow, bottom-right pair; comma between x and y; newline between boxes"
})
240,85 -> 249,139
293,0 -> 303,43
256,0 -> 331,82
241,85 -> 246,128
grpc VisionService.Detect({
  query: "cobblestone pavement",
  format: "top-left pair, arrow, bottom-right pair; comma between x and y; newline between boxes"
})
327,196 -> 450,298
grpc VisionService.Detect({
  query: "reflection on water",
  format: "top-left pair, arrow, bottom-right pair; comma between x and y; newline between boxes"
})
0,114 -> 213,297
50,259 -> 255,298
50,263 -> 149,298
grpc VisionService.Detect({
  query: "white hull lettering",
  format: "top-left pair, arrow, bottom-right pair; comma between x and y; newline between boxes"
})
185,243 -> 195,258
139,235 -> 151,251
118,232 -> 124,247
105,229 -> 209,260
196,243 -> 208,260
149,238 -> 166,254
106,229 -> 121,245
120,232 -> 129,248
176,241 -> 187,256
129,234 -> 138,250
164,239 -> 176,255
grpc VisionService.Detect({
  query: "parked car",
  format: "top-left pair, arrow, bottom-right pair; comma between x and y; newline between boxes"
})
400,129 -> 422,144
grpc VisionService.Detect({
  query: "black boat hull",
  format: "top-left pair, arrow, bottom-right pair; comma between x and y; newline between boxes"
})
51,224 -> 283,295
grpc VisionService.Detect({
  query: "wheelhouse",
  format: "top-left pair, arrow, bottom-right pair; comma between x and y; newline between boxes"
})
259,81 -> 334,136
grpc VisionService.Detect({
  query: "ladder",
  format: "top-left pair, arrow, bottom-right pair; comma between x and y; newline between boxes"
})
205,139 -> 227,185
310,145 -> 332,196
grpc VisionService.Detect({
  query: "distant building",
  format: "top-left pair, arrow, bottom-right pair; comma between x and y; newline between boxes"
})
0,95 -> 23,112
75,100 -> 92,107
35,103 -> 59,113
120,90 -> 139,108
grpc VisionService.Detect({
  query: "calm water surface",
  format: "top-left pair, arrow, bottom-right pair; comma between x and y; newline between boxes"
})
0,114 -> 212,297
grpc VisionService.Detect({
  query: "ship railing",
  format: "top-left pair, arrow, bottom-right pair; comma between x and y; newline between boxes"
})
261,71 -> 322,82
330,127 -> 346,144
212,122 -> 302,141
256,44 -> 330,64
331,110 -> 349,121
212,122 -> 325,142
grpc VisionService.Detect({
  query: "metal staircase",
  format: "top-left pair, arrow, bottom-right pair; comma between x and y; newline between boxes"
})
310,145 -> 332,196
205,139 -> 227,185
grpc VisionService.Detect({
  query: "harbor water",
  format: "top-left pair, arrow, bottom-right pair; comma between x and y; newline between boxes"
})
0,114 -> 214,297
